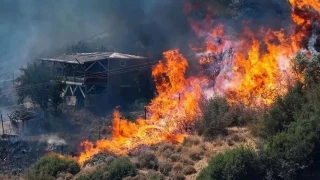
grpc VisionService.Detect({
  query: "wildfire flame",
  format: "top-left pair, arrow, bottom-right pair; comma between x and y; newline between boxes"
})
187,0 -> 319,107
75,0 -> 320,165
77,50 -> 203,165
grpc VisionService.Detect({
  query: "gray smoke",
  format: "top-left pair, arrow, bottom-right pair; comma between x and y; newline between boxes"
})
0,0 -> 192,71
0,0 -> 296,73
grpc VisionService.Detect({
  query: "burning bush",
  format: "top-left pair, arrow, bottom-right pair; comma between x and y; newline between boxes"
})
26,154 -> 80,180
196,97 -> 235,139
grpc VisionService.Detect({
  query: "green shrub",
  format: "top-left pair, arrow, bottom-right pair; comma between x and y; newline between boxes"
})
107,157 -> 136,180
26,154 -> 80,180
79,157 -> 136,180
197,147 -> 262,180
261,82 -> 305,138
196,97 -> 235,139
77,168 -> 108,180
262,115 -> 320,180
145,170 -> 165,180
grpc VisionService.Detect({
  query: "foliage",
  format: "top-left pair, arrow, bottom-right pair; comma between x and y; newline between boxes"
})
197,147 -> 262,180
196,97 -> 235,139
77,157 -> 136,180
261,107 -> 320,179
293,53 -> 320,87
197,54 -> 320,180
145,170 -> 165,180
50,77 -> 67,112
16,62 -> 66,111
261,82 -> 305,138
106,157 -> 136,180
26,154 -> 80,180
77,168 -> 108,180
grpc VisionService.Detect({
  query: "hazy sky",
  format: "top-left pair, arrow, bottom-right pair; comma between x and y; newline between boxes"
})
0,0 -> 290,73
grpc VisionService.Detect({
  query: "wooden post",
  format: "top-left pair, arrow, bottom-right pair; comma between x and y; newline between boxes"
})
144,107 -> 147,120
1,114 -> 4,135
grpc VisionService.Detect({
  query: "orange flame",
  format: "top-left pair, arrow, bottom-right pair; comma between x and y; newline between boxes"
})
75,0 -> 320,164
226,29 -> 299,107
187,0 -> 319,107
289,0 -> 320,12
77,50 -> 202,165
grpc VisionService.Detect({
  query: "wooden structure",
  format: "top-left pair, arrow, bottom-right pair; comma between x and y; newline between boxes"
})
39,52 -> 153,111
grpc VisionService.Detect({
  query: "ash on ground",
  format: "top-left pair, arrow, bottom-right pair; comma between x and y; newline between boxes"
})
0,135 -> 46,176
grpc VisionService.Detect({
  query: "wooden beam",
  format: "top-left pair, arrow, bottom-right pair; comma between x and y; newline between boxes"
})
86,85 -> 95,94
72,86 -> 78,95
98,61 -> 108,71
69,86 -> 74,96
85,61 -> 97,72
79,86 -> 86,98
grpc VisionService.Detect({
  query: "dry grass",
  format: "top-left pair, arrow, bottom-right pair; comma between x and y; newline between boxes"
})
159,161 -> 172,176
71,127 -> 258,180
170,153 -> 181,162
182,165 -> 197,175
137,151 -> 158,170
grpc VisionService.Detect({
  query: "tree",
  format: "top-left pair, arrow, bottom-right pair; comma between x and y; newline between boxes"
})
16,62 -> 65,112
66,41 -> 93,54
262,113 -> 320,180
261,82 -> 305,138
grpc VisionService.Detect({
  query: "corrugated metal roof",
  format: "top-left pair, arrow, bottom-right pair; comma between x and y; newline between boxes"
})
39,52 -> 147,64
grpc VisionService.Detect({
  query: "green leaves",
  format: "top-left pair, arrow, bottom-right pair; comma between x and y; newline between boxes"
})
16,62 -> 66,111
197,147 -> 262,180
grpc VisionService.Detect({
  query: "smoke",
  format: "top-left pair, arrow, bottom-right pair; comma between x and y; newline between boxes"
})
0,0 -> 311,73
0,0 -> 193,71
41,134 -> 66,146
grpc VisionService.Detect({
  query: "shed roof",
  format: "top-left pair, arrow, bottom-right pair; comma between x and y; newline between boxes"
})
39,52 -> 147,64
